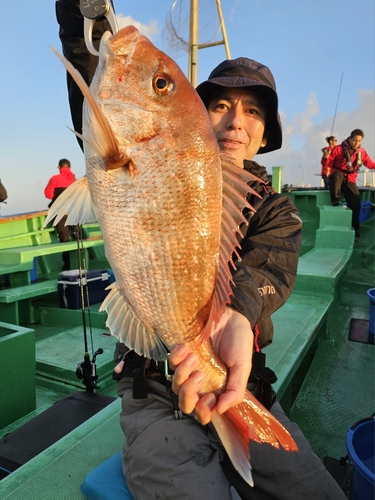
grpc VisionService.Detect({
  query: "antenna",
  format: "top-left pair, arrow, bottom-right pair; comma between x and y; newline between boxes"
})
330,72 -> 344,136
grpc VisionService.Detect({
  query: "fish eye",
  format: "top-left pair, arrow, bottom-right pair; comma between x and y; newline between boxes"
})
152,73 -> 174,95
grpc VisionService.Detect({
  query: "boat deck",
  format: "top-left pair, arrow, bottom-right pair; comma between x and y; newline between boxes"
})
0,191 -> 374,498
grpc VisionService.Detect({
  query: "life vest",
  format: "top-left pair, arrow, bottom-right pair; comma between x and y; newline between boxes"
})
343,146 -> 362,173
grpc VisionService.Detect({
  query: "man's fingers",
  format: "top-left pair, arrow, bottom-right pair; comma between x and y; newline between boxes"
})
169,344 -> 189,370
195,393 -> 217,425
216,389 -> 242,415
171,353 -> 199,392
176,370 -> 204,414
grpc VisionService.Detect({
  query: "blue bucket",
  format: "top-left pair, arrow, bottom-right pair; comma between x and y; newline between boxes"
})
347,417 -> 375,500
367,289 -> 375,335
359,201 -> 372,223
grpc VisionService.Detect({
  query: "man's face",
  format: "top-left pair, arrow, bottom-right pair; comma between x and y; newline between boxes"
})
207,88 -> 268,168
348,135 -> 363,150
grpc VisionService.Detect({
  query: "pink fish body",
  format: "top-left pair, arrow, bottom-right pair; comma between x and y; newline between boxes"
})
46,26 -> 297,486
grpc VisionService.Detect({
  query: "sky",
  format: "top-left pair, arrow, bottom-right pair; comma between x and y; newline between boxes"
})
1,0 -> 374,216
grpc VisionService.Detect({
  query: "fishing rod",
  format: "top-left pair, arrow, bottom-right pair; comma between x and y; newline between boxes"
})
74,224 -> 103,392
330,71 -> 344,136
72,0 -> 117,393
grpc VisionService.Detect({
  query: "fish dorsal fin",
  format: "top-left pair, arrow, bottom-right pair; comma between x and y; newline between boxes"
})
50,47 -> 131,172
44,176 -> 97,227
200,156 -> 263,340
100,283 -> 169,361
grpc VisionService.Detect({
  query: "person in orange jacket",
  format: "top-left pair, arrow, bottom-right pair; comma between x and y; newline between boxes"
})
320,136 -> 337,189
322,129 -> 375,236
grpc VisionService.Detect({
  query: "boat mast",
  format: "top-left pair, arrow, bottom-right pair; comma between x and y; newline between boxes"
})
188,0 -> 231,87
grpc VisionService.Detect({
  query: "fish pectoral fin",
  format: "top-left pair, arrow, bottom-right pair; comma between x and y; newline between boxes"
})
100,283 -> 169,361
44,177 -> 97,227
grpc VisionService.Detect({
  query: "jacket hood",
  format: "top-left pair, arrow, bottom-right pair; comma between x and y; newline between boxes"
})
60,167 -> 75,181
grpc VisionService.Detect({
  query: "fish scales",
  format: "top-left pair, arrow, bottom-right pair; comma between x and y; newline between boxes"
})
46,26 -> 298,487
83,30 -> 223,347
90,143 -> 222,345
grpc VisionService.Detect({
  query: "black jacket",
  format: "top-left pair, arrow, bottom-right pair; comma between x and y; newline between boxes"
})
56,0 -> 111,150
231,161 -> 302,349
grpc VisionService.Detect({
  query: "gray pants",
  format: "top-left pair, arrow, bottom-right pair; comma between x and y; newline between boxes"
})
117,377 -> 346,500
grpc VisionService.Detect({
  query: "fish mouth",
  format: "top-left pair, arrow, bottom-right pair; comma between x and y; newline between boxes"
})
101,25 -> 141,57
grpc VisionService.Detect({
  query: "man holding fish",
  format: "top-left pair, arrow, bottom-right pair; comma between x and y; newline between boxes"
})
54,2 -> 346,499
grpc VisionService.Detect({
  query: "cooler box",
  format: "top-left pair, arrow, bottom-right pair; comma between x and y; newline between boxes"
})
58,269 -> 110,309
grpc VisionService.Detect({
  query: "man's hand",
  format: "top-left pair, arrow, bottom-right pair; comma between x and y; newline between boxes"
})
170,307 -> 253,425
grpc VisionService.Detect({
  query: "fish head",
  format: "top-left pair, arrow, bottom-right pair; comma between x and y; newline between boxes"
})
84,25 -> 218,170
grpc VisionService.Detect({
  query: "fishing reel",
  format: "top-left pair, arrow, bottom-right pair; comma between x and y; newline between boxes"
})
76,348 -> 104,392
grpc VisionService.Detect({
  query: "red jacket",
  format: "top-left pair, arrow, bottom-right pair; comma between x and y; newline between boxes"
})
320,146 -> 334,176
322,139 -> 375,183
44,167 -> 75,200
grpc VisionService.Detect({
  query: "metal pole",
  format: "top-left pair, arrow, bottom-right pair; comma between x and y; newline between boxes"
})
272,166 -> 283,193
189,0 -> 199,87
216,0 -> 231,59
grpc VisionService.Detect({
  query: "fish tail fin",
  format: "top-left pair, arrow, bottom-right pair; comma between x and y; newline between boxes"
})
211,389 -> 298,487
211,408 -> 254,487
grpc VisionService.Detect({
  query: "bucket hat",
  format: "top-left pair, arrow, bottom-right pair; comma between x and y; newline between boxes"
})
196,58 -> 282,154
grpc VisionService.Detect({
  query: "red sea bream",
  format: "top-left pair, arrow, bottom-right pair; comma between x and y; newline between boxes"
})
46,26 -> 298,486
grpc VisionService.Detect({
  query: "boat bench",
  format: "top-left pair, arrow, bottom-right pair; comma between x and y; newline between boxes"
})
294,205 -> 354,294
268,289 -> 333,413
266,203 -> 354,413
0,227 -> 56,249
0,239 -> 105,267
0,239 -> 105,286
0,279 -> 58,325
295,247 -> 352,294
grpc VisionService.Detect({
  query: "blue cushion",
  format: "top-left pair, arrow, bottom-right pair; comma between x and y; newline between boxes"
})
81,451 -> 134,500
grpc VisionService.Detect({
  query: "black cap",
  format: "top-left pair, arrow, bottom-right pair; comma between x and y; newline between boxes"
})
196,58 -> 282,154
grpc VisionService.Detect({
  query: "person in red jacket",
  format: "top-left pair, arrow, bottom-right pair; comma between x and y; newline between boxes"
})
320,136 -> 337,189
322,129 -> 375,236
44,158 -> 76,268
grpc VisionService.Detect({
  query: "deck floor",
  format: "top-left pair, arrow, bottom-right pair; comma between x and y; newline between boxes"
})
1,202 -> 374,498
290,302 -> 374,462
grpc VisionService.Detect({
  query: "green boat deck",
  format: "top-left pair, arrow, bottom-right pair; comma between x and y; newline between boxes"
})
0,190 -> 374,498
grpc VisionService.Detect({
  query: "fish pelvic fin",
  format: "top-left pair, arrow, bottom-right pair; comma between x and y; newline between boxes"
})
211,389 -> 298,488
44,177 -> 97,227
100,283 -> 169,360
50,47 -> 132,173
